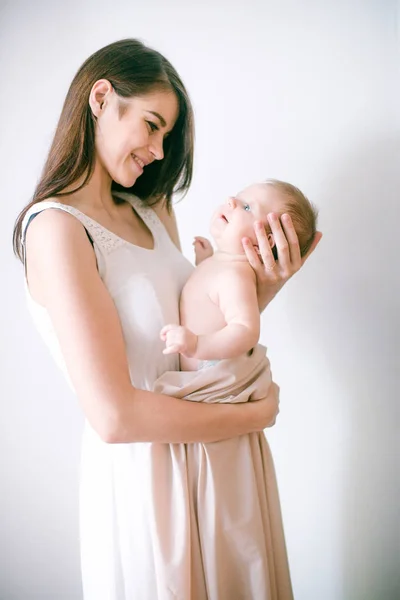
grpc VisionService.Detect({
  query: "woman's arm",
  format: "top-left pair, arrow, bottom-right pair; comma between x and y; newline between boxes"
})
243,213 -> 322,311
25,210 -> 277,444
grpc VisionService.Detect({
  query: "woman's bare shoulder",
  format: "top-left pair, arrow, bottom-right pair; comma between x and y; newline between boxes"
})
23,203 -> 135,442
25,204 -> 97,303
25,201 -> 91,249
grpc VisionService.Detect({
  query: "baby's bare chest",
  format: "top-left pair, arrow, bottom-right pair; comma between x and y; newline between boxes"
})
179,262 -> 230,334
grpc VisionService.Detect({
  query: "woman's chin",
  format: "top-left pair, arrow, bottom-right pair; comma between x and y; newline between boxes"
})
114,172 -> 140,189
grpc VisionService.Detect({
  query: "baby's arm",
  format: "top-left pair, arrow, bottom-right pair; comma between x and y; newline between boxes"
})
161,265 -> 260,361
197,265 -> 260,359
193,237 -> 214,266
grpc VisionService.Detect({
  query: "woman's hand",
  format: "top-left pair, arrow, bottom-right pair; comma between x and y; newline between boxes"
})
242,213 -> 322,312
250,382 -> 281,430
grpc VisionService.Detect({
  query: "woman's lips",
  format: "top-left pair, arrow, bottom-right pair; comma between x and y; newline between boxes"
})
131,154 -> 144,173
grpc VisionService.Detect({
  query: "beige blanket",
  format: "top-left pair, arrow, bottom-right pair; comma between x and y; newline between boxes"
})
154,344 -> 293,600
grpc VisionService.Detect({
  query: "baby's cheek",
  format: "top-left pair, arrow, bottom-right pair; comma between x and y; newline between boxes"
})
242,224 -> 258,244
234,218 -> 250,237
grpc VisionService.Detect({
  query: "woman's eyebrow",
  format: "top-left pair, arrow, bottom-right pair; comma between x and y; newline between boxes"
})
147,110 -> 167,127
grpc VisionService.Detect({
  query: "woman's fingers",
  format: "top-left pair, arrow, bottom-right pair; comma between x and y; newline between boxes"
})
243,215 -> 322,291
254,222 -> 277,273
280,213 -> 302,271
267,213 -> 293,271
242,237 -> 264,272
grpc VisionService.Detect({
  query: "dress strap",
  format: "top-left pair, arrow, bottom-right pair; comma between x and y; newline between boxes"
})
21,201 -> 126,255
20,201 -> 111,278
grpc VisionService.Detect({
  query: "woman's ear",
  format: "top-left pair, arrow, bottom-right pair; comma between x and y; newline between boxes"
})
89,79 -> 113,118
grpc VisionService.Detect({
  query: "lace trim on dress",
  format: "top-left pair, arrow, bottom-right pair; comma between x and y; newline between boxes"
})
22,196 -> 162,256
53,204 -> 127,255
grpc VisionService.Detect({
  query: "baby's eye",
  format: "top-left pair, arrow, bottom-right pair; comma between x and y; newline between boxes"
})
243,203 -> 251,211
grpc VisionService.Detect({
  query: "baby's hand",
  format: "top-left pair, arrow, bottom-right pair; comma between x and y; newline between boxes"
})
193,236 -> 214,266
160,324 -> 198,357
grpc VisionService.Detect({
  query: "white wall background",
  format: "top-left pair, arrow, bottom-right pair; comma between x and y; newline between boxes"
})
1,0 -> 399,598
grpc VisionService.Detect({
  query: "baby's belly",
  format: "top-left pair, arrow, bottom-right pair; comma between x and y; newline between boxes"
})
180,355 -> 200,372
180,292 -> 226,372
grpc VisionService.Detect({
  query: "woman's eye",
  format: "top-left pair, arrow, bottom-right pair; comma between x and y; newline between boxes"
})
243,204 -> 251,211
146,121 -> 159,133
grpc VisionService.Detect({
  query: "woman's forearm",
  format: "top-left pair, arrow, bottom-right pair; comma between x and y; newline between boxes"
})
258,285 -> 282,313
99,387 -> 263,444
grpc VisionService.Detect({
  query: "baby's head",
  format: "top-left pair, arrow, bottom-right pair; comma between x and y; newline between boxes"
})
210,179 -> 318,258
262,179 -> 318,259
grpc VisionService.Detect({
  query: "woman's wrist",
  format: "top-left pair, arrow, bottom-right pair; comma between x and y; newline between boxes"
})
257,283 -> 282,313
235,400 -> 262,434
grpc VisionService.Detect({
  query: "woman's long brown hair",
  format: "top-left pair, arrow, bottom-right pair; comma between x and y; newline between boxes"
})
13,38 -> 194,261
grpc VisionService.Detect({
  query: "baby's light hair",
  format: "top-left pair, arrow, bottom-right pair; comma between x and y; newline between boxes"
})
264,179 -> 318,257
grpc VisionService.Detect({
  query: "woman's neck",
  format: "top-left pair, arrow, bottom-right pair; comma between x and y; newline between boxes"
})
61,160 -> 118,215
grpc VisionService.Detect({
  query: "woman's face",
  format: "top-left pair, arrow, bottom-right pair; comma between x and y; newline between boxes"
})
91,81 -> 179,187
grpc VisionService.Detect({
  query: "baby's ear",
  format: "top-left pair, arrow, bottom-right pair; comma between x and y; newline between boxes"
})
254,235 -> 274,255
268,233 -> 279,261
267,233 -> 275,249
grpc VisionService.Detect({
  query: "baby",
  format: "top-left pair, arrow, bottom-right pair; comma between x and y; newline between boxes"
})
160,178 -> 318,371
154,179 -> 317,594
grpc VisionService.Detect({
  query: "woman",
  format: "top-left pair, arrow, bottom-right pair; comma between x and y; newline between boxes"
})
14,39 -> 321,599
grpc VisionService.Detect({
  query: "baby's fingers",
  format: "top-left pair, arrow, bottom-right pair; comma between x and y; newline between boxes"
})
194,236 -> 208,244
160,323 -> 179,340
162,344 -> 181,355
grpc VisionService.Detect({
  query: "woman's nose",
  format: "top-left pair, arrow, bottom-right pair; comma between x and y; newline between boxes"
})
149,137 -> 164,161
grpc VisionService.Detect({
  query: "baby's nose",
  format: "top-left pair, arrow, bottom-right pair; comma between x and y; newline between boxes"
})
227,197 -> 237,209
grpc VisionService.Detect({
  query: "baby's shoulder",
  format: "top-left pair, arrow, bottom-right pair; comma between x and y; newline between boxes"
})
205,260 -> 255,292
218,259 -> 255,278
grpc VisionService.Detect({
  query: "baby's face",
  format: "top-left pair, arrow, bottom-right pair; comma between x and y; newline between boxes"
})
210,183 -> 284,254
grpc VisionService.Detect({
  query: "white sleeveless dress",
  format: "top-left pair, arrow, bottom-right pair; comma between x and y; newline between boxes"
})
21,194 -> 293,600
